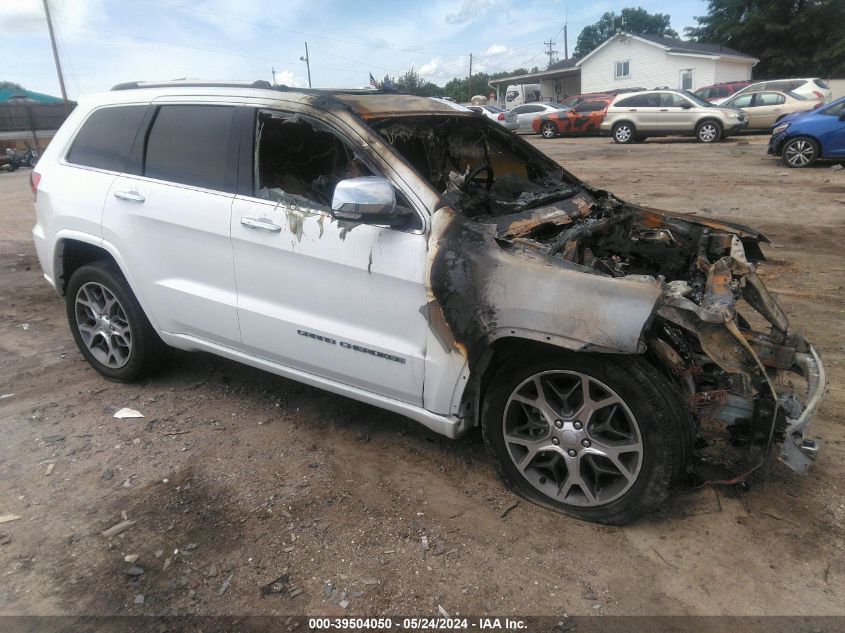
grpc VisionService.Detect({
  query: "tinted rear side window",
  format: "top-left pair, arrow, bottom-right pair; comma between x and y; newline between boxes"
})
67,105 -> 147,171
144,105 -> 235,191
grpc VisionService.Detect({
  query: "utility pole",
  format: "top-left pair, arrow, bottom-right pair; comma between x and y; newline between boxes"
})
42,0 -> 69,110
563,24 -> 568,60
300,42 -> 312,88
543,39 -> 558,67
468,53 -> 472,101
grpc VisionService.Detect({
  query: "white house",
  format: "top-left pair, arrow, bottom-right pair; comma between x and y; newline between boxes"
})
577,32 -> 758,94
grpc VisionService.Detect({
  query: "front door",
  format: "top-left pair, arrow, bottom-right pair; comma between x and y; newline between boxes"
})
230,108 -> 428,405
657,92 -> 697,132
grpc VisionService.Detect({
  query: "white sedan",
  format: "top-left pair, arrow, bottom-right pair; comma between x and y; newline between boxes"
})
467,104 -> 518,130
505,102 -> 569,133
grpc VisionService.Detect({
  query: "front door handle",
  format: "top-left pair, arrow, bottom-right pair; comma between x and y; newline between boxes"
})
241,216 -> 282,232
113,190 -> 145,203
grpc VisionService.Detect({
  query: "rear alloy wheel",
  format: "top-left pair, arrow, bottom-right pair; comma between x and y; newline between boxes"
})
782,136 -> 819,168
540,121 -> 558,139
66,262 -> 167,382
612,122 -> 635,144
482,352 -> 690,524
696,121 -> 722,143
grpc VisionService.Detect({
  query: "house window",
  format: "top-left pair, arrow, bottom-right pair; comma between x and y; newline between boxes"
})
680,69 -> 694,91
614,60 -> 630,79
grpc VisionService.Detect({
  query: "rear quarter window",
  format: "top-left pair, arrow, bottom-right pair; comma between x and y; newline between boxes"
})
66,105 -> 147,172
144,105 -> 235,191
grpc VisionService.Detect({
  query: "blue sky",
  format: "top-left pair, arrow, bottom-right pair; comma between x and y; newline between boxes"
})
1,0 -> 709,98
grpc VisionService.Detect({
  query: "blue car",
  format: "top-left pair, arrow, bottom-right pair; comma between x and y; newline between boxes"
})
768,96 -> 845,167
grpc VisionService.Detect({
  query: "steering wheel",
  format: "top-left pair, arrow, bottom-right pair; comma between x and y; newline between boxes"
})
462,163 -> 494,192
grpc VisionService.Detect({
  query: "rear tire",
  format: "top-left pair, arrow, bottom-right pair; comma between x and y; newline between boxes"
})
611,122 -> 635,144
782,136 -> 819,168
696,120 -> 722,143
540,121 -> 558,139
66,262 -> 167,382
481,350 -> 691,525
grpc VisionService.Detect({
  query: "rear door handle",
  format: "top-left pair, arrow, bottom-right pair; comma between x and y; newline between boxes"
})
241,216 -> 282,232
628,108 -> 638,112
659,108 -> 668,112
113,190 -> 145,203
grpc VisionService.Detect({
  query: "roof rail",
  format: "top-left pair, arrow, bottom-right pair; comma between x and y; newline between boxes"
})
111,79 -> 275,91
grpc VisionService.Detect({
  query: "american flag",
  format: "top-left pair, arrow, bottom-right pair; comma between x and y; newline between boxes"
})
369,73 -> 380,89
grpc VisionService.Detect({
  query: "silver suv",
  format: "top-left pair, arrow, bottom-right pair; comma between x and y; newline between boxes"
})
601,89 -> 747,143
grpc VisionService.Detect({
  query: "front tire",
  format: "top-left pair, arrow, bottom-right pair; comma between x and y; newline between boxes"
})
696,120 -> 722,143
540,121 -> 558,139
782,136 -> 819,168
611,122 -> 635,144
482,351 -> 691,525
66,262 -> 167,382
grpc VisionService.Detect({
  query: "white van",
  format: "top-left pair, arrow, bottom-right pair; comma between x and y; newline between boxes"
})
504,83 -> 541,110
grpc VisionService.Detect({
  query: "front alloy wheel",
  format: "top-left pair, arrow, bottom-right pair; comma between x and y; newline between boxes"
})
503,371 -> 642,506
782,137 -> 818,168
482,352 -> 691,524
696,121 -> 722,143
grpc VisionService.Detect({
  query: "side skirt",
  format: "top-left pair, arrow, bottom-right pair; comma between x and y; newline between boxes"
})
159,332 -> 471,439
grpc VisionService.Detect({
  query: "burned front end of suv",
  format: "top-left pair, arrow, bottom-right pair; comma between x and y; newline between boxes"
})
368,112 -> 825,479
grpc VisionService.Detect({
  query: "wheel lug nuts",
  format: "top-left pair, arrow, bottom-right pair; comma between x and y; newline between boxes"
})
551,437 -> 560,445
573,421 -> 583,430
567,449 -> 577,457
554,420 -> 563,429
581,439 -> 591,448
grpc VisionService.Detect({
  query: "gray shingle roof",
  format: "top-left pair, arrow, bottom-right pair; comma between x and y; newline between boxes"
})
633,33 -> 757,60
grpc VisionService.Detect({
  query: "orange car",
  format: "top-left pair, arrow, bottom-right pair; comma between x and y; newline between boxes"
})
533,97 -> 611,138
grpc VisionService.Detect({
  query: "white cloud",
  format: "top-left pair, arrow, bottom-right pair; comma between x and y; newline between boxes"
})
445,0 -> 498,25
272,69 -> 305,87
418,58 -> 442,76
484,43 -> 509,56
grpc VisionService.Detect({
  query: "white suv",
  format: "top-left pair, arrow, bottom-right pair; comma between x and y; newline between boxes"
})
31,80 -> 824,524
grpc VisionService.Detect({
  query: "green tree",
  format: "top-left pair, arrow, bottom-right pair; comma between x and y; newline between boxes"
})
0,81 -> 25,91
574,7 -> 678,58
685,0 -> 845,77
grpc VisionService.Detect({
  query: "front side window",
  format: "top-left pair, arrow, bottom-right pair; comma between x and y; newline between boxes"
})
731,94 -> 754,108
66,105 -> 147,172
255,110 -> 372,208
615,60 -> 630,79
661,93 -> 690,108
821,101 -> 845,117
505,90 -> 519,102
144,105 -> 234,191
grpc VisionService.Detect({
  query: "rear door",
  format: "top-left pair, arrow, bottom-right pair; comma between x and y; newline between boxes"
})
616,94 -> 660,131
657,92 -> 696,131
58,105 -> 149,245
101,103 -> 241,347
229,108 -> 428,405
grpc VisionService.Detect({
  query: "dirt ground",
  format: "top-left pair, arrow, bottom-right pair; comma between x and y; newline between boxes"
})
1,134 -> 844,619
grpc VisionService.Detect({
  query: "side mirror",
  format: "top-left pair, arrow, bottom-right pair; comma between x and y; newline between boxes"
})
331,176 -> 409,226
839,111 -> 845,121
680,102 -> 693,109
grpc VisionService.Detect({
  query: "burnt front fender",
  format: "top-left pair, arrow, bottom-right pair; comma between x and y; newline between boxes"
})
426,207 -> 664,365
